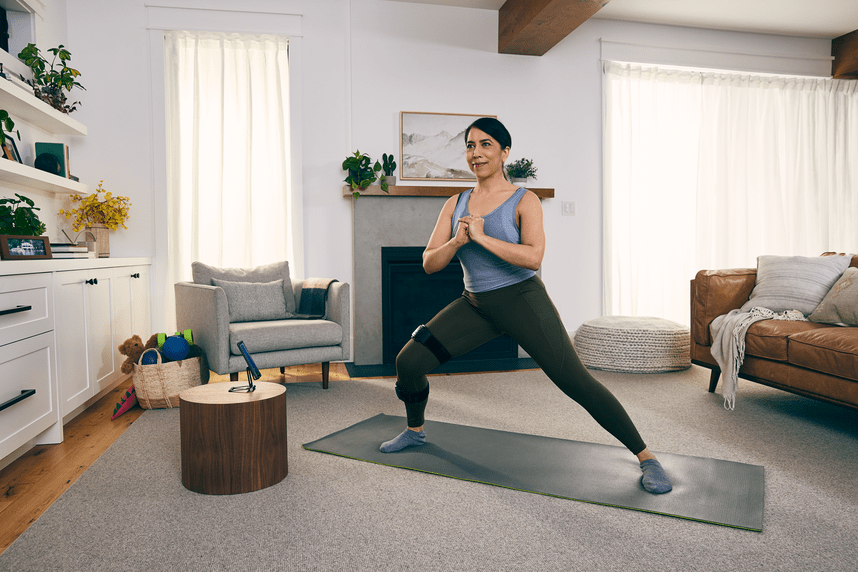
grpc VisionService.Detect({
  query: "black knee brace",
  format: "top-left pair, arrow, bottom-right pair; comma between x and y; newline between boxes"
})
411,324 -> 451,365
395,383 -> 430,403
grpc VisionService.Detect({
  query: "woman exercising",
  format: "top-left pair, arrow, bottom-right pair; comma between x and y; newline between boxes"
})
379,117 -> 671,494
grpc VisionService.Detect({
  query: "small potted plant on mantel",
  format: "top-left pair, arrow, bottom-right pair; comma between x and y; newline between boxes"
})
343,150 -> 394,198
506,158 -> 538,186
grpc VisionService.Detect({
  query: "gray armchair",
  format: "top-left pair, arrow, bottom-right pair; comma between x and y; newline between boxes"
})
174,261 -> 350,388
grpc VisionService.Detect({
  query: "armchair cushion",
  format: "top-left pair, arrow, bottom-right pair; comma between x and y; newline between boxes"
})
192,260 -> 296,314
212,278 -> 291,322
228,319 -> 343,354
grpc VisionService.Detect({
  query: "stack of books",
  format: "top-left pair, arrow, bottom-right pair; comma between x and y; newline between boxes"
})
51,243 -> 96,259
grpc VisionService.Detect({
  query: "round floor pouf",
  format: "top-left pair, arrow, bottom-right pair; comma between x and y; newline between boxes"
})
574,316 -> 691,373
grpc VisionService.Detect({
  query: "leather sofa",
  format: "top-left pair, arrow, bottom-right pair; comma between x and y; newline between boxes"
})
690,255 -> 858,410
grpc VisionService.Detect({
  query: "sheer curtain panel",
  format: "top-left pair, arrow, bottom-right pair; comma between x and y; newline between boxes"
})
163,31 -> 301,330
603,62 -> 858,326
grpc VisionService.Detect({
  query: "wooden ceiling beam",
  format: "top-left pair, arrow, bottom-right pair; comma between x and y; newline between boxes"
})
498,0 -> 609,56
832,29 -> 858,79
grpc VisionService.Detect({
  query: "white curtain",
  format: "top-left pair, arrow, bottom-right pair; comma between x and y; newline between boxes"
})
603,62 -> 858,325
162,30 -> 302,330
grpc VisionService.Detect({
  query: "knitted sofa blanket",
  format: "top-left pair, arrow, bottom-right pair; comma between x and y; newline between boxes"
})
709,307 -> 806,410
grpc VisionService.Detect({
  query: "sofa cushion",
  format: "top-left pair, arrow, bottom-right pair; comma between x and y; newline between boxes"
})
787,327 -> 858,382
744,320 -> 836,362
808,267 -> 858,326
227,319 -> 343,354
740,255 -> 851,315
192,260 -> 296,314
212,278 -> 290,322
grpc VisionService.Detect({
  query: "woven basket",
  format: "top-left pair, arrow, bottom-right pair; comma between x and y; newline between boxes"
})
133,347 -> 209,409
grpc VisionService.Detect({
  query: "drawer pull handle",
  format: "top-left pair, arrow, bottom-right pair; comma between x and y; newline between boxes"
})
131,273 -> 140,279
0,389 -> 36,413
0,305 -> 32,316
86,278 -> 98,285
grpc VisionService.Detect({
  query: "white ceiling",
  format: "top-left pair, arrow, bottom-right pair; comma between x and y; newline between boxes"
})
387,0 -> 858,40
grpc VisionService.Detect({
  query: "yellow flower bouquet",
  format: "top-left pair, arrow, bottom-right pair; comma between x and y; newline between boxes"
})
59,181 -> 131,232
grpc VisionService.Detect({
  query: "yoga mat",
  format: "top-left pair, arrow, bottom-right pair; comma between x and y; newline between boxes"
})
304,414 -> 765,531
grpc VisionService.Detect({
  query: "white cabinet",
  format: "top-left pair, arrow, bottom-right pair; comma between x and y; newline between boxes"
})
54,263 -> 152,418
0,273 -> 61,461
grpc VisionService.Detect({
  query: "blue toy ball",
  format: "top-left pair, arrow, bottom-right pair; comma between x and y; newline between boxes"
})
162,335 -> 190,361
141,349 -> 161,365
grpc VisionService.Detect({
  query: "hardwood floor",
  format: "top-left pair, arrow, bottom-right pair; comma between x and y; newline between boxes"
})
0,362 -> 351,556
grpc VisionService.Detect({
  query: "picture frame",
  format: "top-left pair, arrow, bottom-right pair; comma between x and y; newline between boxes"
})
400,111 -> 495,181
0,235 -> 53,260
2,137 -> 21,163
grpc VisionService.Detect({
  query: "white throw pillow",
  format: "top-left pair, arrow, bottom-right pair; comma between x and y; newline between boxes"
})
740,255 -> 852,315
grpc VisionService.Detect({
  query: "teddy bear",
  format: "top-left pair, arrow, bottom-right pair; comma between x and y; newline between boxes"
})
118,334 -> 159,374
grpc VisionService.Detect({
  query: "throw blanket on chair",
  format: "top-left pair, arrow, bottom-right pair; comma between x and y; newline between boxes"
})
293,278 -> 338,319
710,307 -> 806,410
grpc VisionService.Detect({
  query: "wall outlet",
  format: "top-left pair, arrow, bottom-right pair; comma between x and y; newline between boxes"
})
561,201 -> 575,216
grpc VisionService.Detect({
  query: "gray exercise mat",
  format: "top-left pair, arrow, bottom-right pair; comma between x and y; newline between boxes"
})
304,414 -> 765,531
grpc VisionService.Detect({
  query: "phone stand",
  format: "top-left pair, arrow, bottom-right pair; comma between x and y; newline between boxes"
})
229,368 -> 257,393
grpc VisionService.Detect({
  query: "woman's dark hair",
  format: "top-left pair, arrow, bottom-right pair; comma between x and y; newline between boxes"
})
464,117 -> 512,150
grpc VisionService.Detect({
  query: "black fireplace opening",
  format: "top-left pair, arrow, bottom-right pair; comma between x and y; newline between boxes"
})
381,246 -> 518,365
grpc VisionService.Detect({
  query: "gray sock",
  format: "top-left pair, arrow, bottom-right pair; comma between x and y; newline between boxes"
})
380,429 -> 426,453
640,459 -> 672,494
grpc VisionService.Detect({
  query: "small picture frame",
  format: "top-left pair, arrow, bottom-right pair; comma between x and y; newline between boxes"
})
0,235 -> 53,260
2,137 -> 21,163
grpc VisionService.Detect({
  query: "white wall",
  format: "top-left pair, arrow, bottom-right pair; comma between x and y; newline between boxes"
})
21,0 -> 830,333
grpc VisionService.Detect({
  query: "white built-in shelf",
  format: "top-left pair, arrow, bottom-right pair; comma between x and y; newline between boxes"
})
0,78 -> 87,136
0,157 -> 88,194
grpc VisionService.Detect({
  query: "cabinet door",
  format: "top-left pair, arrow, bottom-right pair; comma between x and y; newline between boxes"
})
54,270 -> 92,416
112,265 -> 152,370
55,268 -> 118,414
130,265 -> 152,337
87,270 -> 116,393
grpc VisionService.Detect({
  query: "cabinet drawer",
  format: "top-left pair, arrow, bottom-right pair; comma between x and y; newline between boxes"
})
0,332 -> 59,460
0,273 -> 53,347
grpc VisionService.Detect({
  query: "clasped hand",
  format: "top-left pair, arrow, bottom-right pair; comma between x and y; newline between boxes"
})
457,215 -> 484,242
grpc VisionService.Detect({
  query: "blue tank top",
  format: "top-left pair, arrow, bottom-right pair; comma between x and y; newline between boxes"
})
451,187 -> 537,293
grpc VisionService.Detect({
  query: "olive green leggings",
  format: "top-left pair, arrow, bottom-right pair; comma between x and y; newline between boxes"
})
395,275 -> 647,455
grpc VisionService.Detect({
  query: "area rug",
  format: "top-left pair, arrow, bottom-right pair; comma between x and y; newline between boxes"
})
304,413 -> 765,531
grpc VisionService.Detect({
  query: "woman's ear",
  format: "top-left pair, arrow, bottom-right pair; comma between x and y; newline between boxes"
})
501,147 -> 510,162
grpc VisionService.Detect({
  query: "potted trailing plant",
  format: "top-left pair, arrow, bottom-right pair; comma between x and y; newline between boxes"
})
0,193 -> 47,236
506,158 -> 538,184
380,153 -> 397,191
58,181 -> 131,258
0,109 -> 19,149
17,43 -> 86,114
343,150 -> 388,198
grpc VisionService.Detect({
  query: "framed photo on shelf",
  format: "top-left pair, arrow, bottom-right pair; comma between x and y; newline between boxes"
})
0,235 -> 53,260
2,137 -> 21,163
400,111 -> 495,181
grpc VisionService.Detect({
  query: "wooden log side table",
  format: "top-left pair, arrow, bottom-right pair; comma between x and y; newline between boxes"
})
180,381 -> 287,495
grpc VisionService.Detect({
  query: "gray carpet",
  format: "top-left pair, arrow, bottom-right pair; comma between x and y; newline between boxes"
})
305,414 -> 765,530
1,367 -> 857,571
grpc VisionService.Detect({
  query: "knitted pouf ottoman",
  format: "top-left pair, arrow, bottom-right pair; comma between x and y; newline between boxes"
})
573,316 -> 691,373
